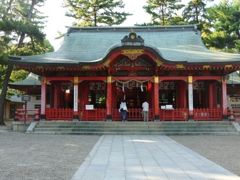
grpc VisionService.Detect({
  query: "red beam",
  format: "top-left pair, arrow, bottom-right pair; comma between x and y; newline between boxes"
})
113,76 -> 152,81
159,76 -> 187,81
193,76 -> 221,81
47,77 -> 73,81
79,76 -> 106,81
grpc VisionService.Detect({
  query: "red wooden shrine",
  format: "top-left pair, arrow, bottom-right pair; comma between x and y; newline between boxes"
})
10,26 -> 240,121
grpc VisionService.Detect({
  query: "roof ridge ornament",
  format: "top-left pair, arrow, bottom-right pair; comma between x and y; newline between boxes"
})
121,32 -> 144,46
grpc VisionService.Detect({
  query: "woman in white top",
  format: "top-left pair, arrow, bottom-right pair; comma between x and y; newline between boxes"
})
142,101 -> 149,121
119,100 -> 128,121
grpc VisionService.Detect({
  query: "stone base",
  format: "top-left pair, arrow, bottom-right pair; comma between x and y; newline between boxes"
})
12,121 -> 29,132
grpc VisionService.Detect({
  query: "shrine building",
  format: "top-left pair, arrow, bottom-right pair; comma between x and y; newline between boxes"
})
9,25 -> 240,121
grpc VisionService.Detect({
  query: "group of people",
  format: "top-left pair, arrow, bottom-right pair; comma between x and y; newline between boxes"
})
119,100 -> 149,122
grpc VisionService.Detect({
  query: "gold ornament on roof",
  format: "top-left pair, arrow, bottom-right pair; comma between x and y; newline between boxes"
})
121,49 -> 144,60
176,64 -> 185,69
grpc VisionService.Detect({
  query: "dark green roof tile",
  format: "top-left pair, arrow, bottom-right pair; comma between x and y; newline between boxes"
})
10,25 -> 240,65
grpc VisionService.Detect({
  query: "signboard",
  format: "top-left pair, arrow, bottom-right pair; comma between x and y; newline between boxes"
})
161,106 -> 166,109
85,104 -> 94,110
22,95 -> 31,102
166,105 -> 173,110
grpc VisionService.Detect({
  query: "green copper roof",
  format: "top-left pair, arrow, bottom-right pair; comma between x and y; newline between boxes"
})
11,25 -> 240,65
228,71 -> 240,84
9,73 -> 40,86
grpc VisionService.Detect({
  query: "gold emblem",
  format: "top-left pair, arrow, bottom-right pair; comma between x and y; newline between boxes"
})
73,77 -> 79,84
176,64 -> 185,69
188,76 -> 193,83
107,76 -> 112,83
225,65 -> 233,69
121,49 -> 144,60
203,65 -> 210,70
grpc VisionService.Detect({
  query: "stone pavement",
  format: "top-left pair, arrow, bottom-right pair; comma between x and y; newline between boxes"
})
71,135 -> 240,180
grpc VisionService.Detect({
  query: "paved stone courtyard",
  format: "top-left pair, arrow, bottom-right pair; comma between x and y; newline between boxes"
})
0,131 -> 239,180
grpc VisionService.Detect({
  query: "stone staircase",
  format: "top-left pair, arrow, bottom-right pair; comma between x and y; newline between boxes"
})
30,121 -> 239,135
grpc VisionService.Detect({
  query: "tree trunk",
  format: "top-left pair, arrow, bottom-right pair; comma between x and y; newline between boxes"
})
0,0 -> 37,125
0,64 -> 13,125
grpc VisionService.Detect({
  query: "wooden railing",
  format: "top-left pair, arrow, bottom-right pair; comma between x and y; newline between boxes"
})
79,108 -> 106,121
41,108 -> 224,121
15,109 -> 40,121
159,109 -> 188,121
193,108 -> 222,121
112,108 -> 153,121
46,108 -> 73,120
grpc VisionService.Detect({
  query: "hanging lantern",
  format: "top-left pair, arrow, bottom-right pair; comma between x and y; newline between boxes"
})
147,81 -> 152,91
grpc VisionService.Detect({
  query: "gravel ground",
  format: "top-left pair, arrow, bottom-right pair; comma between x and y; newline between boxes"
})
171,135 -> 240,176
0,132 -> 100,180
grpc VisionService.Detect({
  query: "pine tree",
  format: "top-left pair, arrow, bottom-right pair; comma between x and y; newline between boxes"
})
182,0 -> 209,24
64,0 -> 130,26
203,0 -> 240,51
0,0 -> 52,125
143,0 -> 184,26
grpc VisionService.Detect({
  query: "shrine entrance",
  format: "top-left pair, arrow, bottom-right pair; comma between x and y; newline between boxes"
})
112,79 -> 153,121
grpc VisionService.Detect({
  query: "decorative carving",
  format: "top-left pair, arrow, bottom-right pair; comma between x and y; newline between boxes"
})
176,64 -> 185,69
188,76 -> 193,84
135,58 -> 152,67
73,77 -> 79,84
155,59 -> 163,67
36,66 -> 44,70
89,82 -> 106,90
103,59 -> 111,67
121,32 -> 144,46
121,49 -> 144,60
159,81 -> 176,90
56,66 -> 65,71
203,65 -> 210,70
154,76 -> 159,84
225,64 -> 233,69
114,58 -> 132,67
81,65 -> 90,70
107,76 -> 112,83
42,77 -> 47,84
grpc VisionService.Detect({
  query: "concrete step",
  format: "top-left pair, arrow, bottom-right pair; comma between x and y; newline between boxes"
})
32,130 -> 239,135
32,121 -> 238,135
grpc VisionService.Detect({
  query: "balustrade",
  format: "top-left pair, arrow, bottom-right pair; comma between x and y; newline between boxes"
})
193,108 -> 222,121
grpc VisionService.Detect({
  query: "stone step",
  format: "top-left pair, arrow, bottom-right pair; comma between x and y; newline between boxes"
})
32,130 -> 239,135
34,126 -> 236,131
37,122 -> 232,127
32,121 -> 238,135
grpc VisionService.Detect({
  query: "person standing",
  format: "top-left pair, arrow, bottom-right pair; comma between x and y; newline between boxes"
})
142,100 -> 149,122
119,100 -> 128,121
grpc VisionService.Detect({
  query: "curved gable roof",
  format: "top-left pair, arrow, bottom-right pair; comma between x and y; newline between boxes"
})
11,25 -> 240,65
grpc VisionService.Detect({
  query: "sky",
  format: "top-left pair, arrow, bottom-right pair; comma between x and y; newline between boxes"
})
42,0 -> 219,50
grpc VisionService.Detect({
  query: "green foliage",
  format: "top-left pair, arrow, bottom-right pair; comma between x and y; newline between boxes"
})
64,0 -> 131,26
0,0 -> 53,124
144,0 -> 184,25
182,0 -> 210,25
202,0 -> 240,52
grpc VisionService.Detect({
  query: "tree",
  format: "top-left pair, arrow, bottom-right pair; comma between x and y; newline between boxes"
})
143,0 -> 184,26
64,0 -> 130,26
0,0 -> 52,125
202,0 -> 240,51
182,0 -> 210,25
